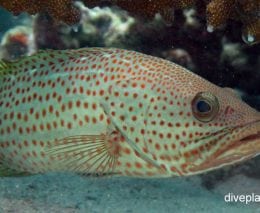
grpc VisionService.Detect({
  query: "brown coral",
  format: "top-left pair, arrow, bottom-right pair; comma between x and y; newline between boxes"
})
0,0 -> 81,25
0,0 -> 259,44
206,0 -> 260,44
87,0 -> 259,44
85,0 -> 196,23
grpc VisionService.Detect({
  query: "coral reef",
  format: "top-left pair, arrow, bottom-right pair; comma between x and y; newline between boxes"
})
206,0 -> 260,45
0,0 -> 81,25
0,5 -> 136,59
161,48 -> 195,70
0,26 -> 34,60
77,2 -> 135,47
33,13 -> 69,50
0,0 -> 259,44
87,0 -> 196,24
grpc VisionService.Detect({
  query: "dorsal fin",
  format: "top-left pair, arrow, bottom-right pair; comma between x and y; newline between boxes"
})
0,59 -> 13,76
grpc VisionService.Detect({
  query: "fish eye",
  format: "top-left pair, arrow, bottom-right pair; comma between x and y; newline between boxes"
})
196,100 -> 211,113
191,92 -> 219,122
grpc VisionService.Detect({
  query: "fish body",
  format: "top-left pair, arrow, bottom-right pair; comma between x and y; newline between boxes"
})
0,48 -> 259,177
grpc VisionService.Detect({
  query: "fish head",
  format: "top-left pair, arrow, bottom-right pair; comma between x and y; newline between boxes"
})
186,86 -> 260,175
144,67 -> 260,176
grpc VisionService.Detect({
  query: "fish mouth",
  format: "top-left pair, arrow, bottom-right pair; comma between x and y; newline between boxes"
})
189,119 -> 260,174
239,131 -> 260,143
219,119 -> 260,159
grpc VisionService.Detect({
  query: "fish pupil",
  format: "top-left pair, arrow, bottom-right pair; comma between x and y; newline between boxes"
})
196,100 -> 211,113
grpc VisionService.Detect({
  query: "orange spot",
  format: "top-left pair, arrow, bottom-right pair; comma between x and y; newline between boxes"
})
155,143 -> 161,150
32,151 -> 37,157
92,103 -> 97,110
92,117 -> 97,124
180,141 -> 186,147
99,114 -> 104,121
68,101 -> 73,109
171,143 -> 176,149
76,100 -> 81,107
84,102 -> 88,109
142,147 -> 148,153
23,141 -> 28,146
23,114 -> 28,122
18,127 -> 23,134
49,105 -> 54,113
32,140 -> 37,146
131,116 -> 137,121
41,152 -> 45,158
140,84 -> 146,89
191,149 -> 198,155
46,123 -> 51,130
170,166 -> 178,172
84,115 -> 89,122
135,162 -> 142,169
124,148 -> 131,154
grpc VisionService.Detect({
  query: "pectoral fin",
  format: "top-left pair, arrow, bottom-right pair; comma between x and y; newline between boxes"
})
46,133 -> 120,175
0,163 -> 30,177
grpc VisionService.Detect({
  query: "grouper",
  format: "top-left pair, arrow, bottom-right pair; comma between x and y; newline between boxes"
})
0,48 -> 259,177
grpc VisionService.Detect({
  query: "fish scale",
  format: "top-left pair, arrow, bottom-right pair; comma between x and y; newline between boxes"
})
0,48 -> 259,177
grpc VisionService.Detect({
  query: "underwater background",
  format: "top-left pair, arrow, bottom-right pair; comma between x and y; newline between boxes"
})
0,1 -> 259,212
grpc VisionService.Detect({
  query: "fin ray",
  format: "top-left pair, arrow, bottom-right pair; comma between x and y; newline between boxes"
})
46,135 -> 118,175
0,59 -> 12,76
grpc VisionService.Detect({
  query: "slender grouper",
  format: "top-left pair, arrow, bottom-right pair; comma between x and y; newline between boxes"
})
0,48 -> 259,177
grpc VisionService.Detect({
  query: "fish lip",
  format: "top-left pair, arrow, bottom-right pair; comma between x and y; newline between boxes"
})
239,131 -> 260,142
189,120 -> 260,174
217,119 -> 260,159
231,119 -> 260,144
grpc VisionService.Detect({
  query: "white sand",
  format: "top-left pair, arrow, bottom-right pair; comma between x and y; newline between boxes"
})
0,173 -> 259,213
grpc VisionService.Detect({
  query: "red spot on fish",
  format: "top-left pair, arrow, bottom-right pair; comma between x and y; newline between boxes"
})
135,162 -> 142,169
155,143 -> 161,150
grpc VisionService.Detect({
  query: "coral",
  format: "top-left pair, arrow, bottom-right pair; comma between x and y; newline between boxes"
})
220,38 -> 247,69
86,0 -> 260,44
206,0 -> 236,32
0,26 -> 35,60
0,0 -> 258,44
86,0 -> 196,24
33,13 -> 68,50
77,2 -> 135,47
0,0 -> 81,25
206,0 -> 260,44
162,48 -> 195,70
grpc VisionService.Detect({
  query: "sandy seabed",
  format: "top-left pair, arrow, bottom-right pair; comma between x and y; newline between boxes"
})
0,173 -> 259,213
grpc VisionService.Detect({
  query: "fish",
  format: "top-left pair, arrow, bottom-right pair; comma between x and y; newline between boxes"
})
0,48 -> 259,177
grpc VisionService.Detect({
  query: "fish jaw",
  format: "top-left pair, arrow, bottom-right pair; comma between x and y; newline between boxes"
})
189,117 -> 260,175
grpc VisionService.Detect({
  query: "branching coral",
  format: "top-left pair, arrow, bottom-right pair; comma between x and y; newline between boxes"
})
0,0 -> 259,44
206,0 -> 260,44
86,0 -> 196,23
0,0 -> 81,25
